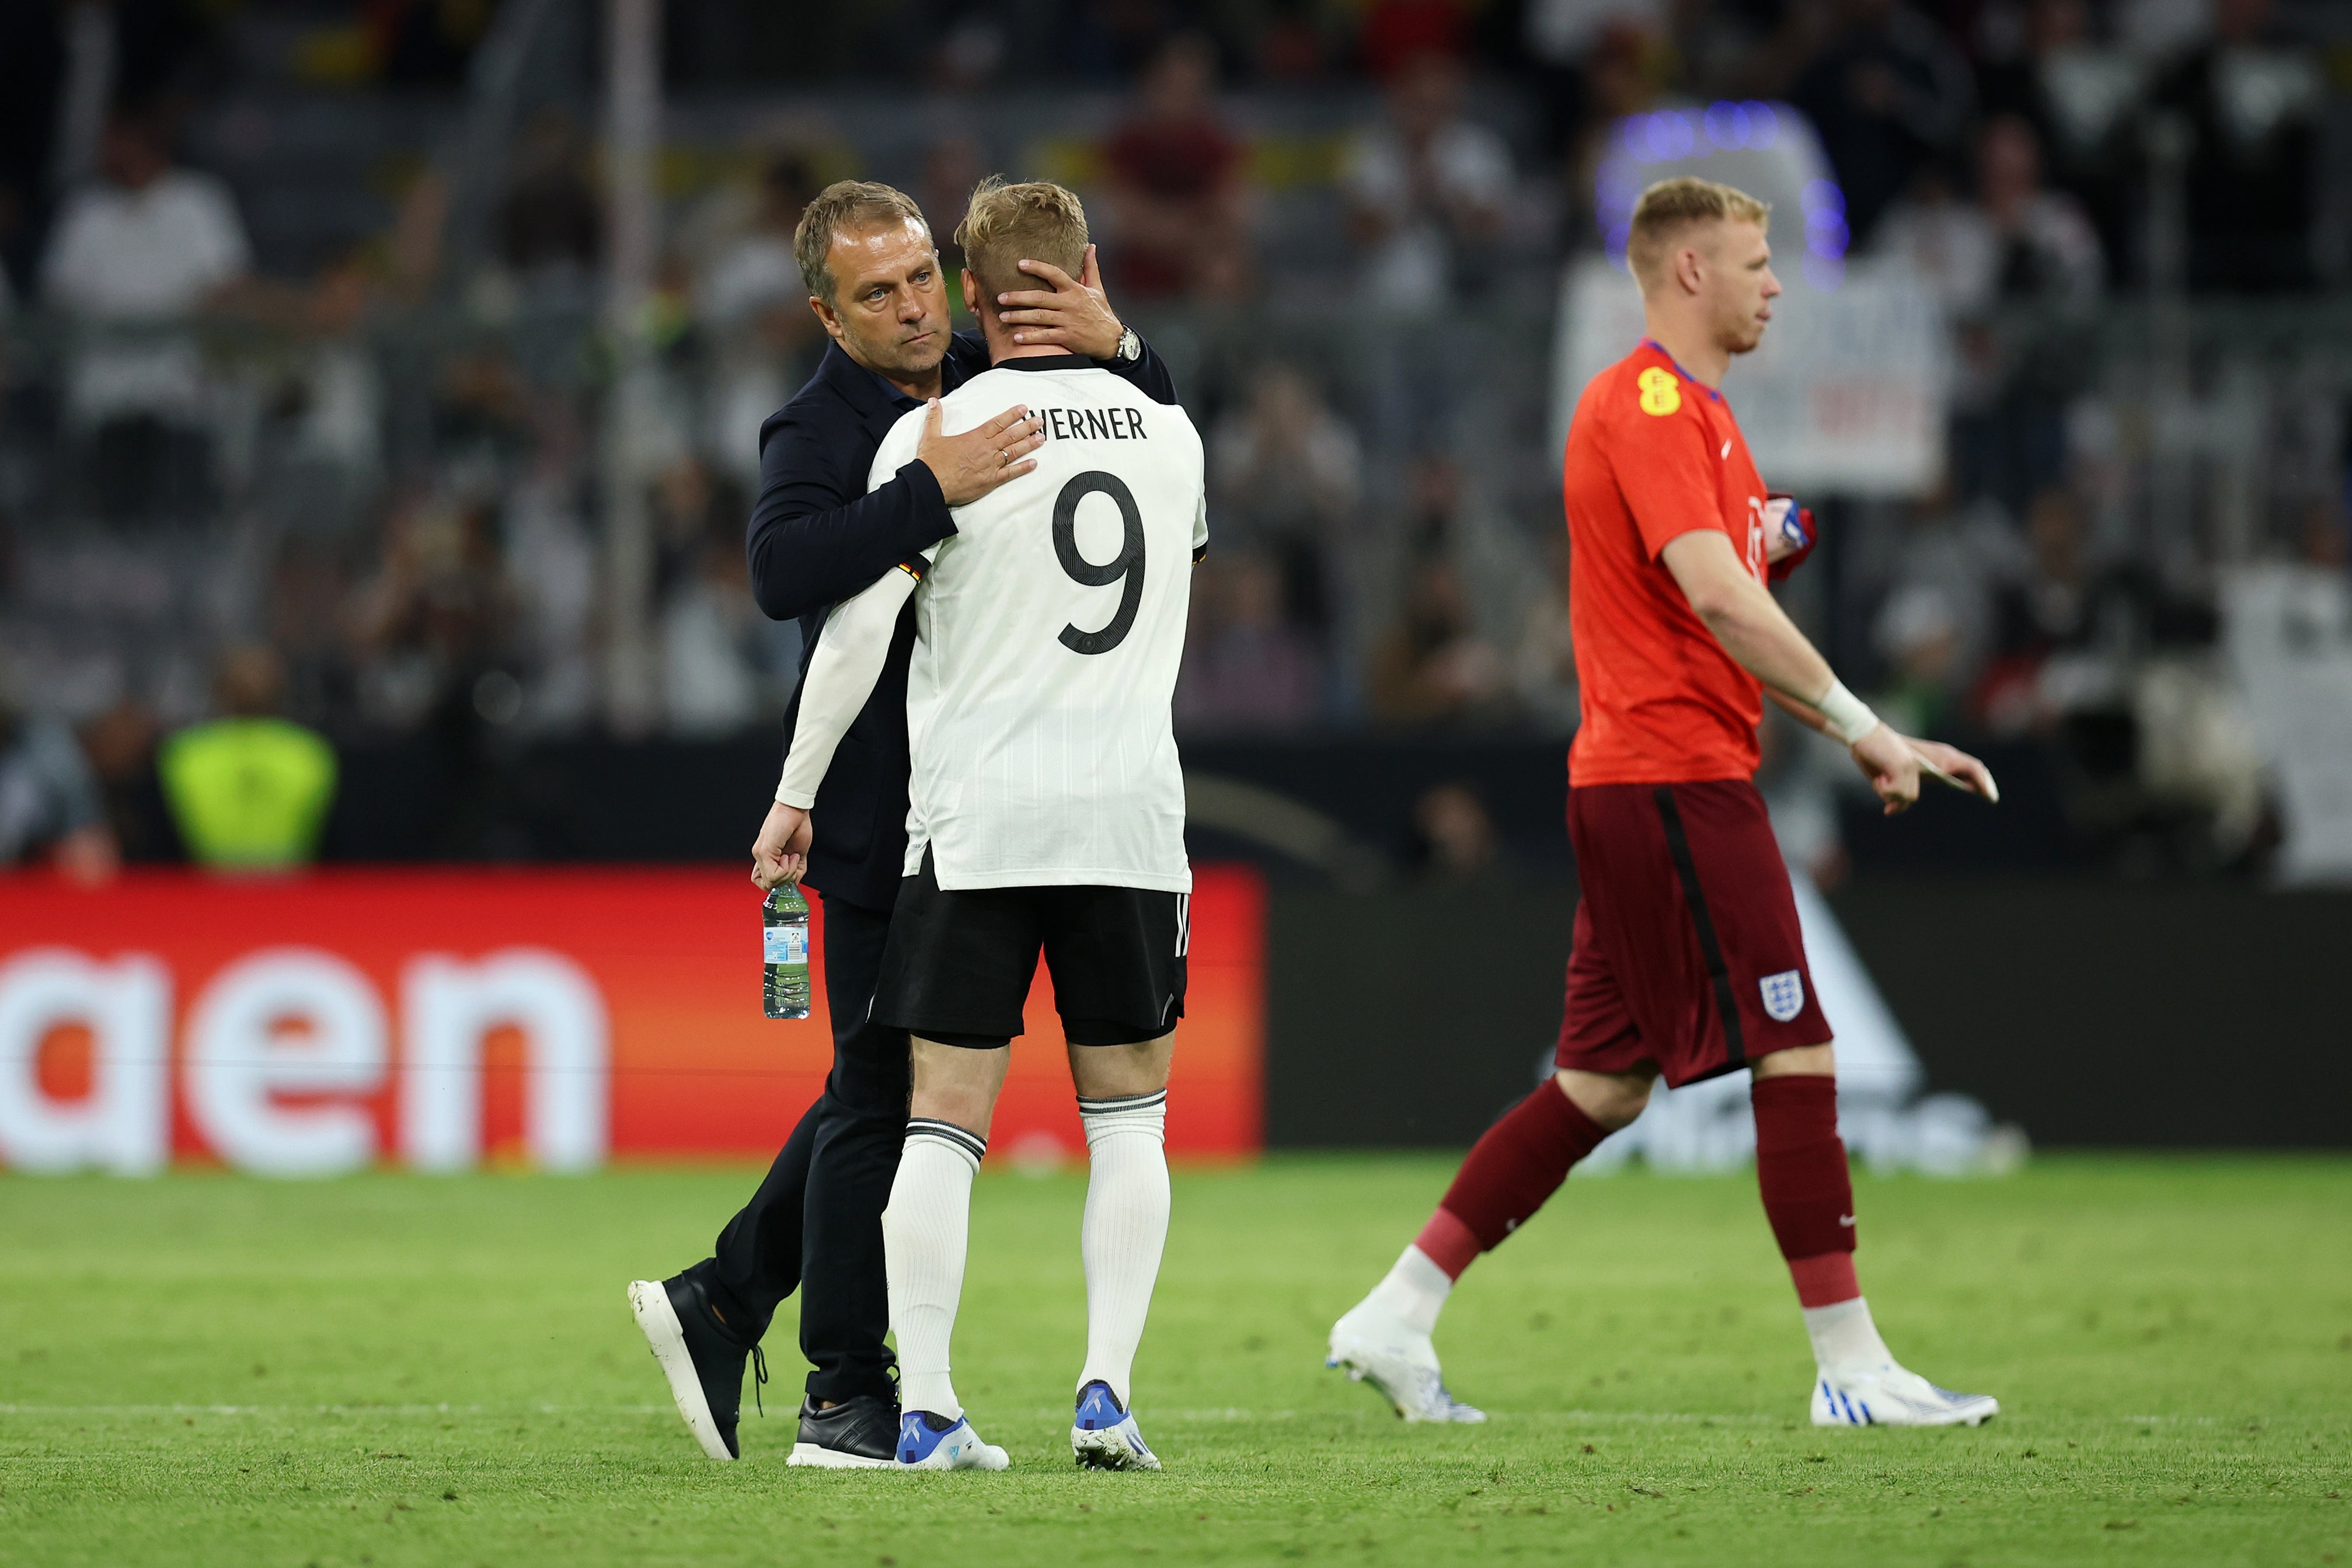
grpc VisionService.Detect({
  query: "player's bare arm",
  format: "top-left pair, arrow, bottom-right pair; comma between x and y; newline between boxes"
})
750,568 -> 921,891
1661,529 -> 1996,813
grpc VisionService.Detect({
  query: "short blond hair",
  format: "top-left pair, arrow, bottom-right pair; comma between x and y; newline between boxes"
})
1626,176 -> 1770,289
795,180 -> 929,304
954,176 -> 1088,309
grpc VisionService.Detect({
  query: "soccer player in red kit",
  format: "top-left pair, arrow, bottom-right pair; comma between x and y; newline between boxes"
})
1328,176 -> 2002,1428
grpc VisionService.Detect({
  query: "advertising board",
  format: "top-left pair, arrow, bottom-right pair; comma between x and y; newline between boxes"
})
0,867 -> 1266,1175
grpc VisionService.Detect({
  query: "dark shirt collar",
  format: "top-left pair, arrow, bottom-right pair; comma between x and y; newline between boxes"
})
820,338 -> 977,416
862,360 -> 924,412
992,353 -> 1095,373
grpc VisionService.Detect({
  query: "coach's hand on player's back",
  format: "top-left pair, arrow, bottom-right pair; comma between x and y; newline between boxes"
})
751,802 -> 813,891
919,399 -> 1045,507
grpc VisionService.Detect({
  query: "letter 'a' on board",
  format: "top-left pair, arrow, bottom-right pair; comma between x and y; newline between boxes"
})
1637,367 -> 1682,416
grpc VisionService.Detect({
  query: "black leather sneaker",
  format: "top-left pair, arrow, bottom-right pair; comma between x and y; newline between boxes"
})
628,1274 -> 764,1461
786,1392 -> 900,1469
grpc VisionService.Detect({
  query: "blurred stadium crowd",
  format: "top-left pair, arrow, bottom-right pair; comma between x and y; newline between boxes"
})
0,0 -> 2347,879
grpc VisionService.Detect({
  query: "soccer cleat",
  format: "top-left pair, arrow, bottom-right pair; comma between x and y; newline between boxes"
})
788,1393 -> 900,1469
895,1410 -> 1011,1471
628,1274 -> 762,1461
1811,1363 -> 1999,1427
1069,1381 -> 1162,1471
1326,1301 -> 1486,1424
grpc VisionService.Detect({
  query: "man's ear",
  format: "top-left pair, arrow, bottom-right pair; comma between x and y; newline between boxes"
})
1673,245 -> 1705,297
808,294 -> 844,343
961,267 -> 982,319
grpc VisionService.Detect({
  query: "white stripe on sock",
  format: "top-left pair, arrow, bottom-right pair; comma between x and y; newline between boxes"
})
885,1127 -> 983,1420
1367,1243 -> 1452,1337
1074,1093 -> 1170,1410
1802,1295 -> 1894,1371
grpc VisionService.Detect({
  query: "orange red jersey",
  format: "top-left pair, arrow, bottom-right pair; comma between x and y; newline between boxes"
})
1563,339 -> 1772,786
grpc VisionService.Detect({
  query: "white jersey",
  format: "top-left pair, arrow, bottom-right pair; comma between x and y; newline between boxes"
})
865,358 -> 1206,891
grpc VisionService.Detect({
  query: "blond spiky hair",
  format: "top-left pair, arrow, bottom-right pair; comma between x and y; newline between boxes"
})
954,176 -> 1089,308
1627,176 -> 1770,289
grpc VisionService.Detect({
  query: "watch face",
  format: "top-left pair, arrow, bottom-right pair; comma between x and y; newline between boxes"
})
1120,328 -> 1141,361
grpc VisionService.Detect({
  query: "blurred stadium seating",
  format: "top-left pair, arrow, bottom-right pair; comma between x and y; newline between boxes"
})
2,0 -> 2348,1161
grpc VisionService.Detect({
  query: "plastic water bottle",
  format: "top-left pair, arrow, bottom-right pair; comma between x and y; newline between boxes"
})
762,881 -> 811,1019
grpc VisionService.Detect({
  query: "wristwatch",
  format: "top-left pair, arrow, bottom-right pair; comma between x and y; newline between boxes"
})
1113,325 -> 1142,363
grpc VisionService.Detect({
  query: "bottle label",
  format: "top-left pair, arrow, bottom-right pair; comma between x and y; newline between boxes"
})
763,925 -> 808,966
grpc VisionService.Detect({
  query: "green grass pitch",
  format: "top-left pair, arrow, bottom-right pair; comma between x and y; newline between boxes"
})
2,1156 -> 2346,1566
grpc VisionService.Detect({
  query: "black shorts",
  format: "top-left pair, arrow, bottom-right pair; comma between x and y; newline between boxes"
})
873,850 -> 1189,1049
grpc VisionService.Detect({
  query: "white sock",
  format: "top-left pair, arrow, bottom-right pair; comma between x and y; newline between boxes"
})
1803,1295 -> 1895,1371
884,1118 -> 985,1420
1074,1090 -> 1170,1410
1363,1245 -> 1453,1336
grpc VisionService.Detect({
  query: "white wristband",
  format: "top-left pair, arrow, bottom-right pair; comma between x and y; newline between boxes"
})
1815,679 -> 1880,746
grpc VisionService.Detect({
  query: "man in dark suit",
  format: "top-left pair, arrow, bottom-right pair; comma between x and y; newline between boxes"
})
629,180 -> 1179,1468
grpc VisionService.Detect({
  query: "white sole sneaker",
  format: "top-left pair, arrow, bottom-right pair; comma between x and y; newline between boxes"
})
1812,1363 -> 1999,1427
1327,1303 -> 1486,1424
1071,1381 -> 1162,1470
1071,1418 -> 1162,1471
627,1280 -> 734,1462
897,1412 -> 1011,1471
786,1442 -> 895,1470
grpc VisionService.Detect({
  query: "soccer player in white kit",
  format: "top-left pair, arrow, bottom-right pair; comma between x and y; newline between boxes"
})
763,179 -> 1205,1472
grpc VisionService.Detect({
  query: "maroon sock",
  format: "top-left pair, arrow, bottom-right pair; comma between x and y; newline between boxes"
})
1752,1074 -> 1859,1305
1420,1081 -> 1612,1280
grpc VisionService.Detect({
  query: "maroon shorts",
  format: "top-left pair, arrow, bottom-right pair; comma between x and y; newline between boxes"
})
1556,778 -> 1830,1088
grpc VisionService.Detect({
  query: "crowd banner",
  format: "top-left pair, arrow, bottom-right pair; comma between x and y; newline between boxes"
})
2223,563 -> 2352,884
0,867 -> 1267,1176
1555,255 -> 1948,499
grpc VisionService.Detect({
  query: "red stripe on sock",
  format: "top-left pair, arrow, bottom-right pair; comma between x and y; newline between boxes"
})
1787,1252 -> 1860,1309
1413,1207 -> 1480,1280
1752,1074 -> 1860,1308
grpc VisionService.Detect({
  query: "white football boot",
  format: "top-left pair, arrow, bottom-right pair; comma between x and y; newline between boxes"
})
1811,1363 -> 1999,1427
1326,1300 -> 1486,1423
895,1409 -> 1012,1470
1071,1381 -> 1162,1471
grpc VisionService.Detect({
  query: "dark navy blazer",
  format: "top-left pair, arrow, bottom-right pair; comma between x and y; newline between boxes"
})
750,332 -> 1178,911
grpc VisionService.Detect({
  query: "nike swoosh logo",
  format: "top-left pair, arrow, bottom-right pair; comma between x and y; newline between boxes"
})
1838,1214 -> 1856,1226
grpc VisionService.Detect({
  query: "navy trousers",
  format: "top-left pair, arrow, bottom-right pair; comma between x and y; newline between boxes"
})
690,891 -> 908,1405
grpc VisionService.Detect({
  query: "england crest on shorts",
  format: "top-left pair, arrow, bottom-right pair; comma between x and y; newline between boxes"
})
1759,969 -> 1805,1023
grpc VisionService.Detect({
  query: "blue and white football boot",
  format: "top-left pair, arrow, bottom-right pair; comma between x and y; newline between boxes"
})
1069,1380 -> 1162,1471
1326,1300 -> 1486,1423
895,1409 -> 1011,1470
1811,1363 -> 1999,1427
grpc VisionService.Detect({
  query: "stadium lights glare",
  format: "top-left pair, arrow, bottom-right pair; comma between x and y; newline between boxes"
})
1800,176 -> 1848,289
1593,103 -> 1845,291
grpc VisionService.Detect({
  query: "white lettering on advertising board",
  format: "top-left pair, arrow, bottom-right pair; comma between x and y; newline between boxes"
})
0,946 -> 609,1176
0,950 -> 171,1175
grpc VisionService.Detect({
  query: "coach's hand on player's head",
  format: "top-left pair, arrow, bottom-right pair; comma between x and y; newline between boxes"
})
997,245 -> 1123,358
918,398 -> 1045,507
1849,723 -> 1924,814
751,802 -> 813,891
